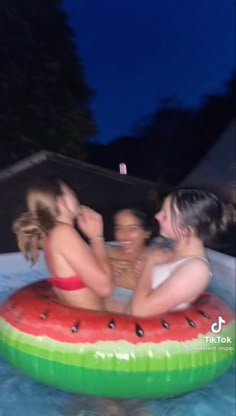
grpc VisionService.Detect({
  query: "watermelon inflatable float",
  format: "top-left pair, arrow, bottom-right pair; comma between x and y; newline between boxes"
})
0,280 -> 235,398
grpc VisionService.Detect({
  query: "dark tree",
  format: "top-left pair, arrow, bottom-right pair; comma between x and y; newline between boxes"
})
0,0 -> 96,168
88,100 -> 196,185
133,74 -> 236,185
88,72 -> 236,187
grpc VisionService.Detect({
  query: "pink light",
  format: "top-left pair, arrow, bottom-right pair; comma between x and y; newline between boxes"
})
119,163 -> 127,175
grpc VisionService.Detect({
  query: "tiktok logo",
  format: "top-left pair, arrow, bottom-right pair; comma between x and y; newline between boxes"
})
210,315 -> 226,334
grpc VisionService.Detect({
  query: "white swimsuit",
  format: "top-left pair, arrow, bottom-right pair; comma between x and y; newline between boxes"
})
151,256 -> 212,311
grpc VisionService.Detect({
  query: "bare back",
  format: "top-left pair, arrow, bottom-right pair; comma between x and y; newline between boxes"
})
45,225 -> 104,311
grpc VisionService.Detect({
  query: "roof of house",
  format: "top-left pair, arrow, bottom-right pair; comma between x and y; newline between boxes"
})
181,119 -> 236,256
0,151 -> 159,253
181,119 -> 235,198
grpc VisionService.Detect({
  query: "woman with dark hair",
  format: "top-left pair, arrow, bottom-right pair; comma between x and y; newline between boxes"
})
104,207 -> 155,312
13,178 -> 112,311
130,188 -> 235,317
108,208 -> 152,287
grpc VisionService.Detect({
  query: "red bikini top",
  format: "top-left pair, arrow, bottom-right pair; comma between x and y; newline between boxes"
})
48,276 -> 86,291
44,239 -> 87,291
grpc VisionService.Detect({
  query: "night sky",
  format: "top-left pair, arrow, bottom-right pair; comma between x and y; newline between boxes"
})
62,0 -> 235,143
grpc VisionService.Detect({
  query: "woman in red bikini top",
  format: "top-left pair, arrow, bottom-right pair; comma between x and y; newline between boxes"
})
12,177 -> 113,311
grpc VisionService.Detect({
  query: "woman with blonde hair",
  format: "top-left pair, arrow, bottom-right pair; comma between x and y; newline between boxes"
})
13,177 -> 112,311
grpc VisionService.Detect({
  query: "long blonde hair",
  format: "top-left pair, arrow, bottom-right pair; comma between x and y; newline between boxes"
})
12,177 -> 64,264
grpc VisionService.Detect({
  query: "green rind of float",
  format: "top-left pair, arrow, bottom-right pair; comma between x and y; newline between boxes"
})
0,342 -> 234,398
0,318 -> 235,372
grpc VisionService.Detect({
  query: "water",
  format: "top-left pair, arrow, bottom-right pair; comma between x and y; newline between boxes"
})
0,266 -> 235,416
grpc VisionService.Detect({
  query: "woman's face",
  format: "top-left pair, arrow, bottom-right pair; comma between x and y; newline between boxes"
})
155,197 -> 178,239
114,210 -> 150,254
58,183 -> 80,219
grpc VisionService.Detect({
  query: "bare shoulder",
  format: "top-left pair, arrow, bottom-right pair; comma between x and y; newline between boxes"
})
50,224 -> 81,245
184,257 -> 210,272
175,257 -> 211,282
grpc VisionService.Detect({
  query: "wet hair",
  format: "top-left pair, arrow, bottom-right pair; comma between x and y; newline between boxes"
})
169,187 -> 235,244
12,212 -> 46,264
12,177 -> 65,264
